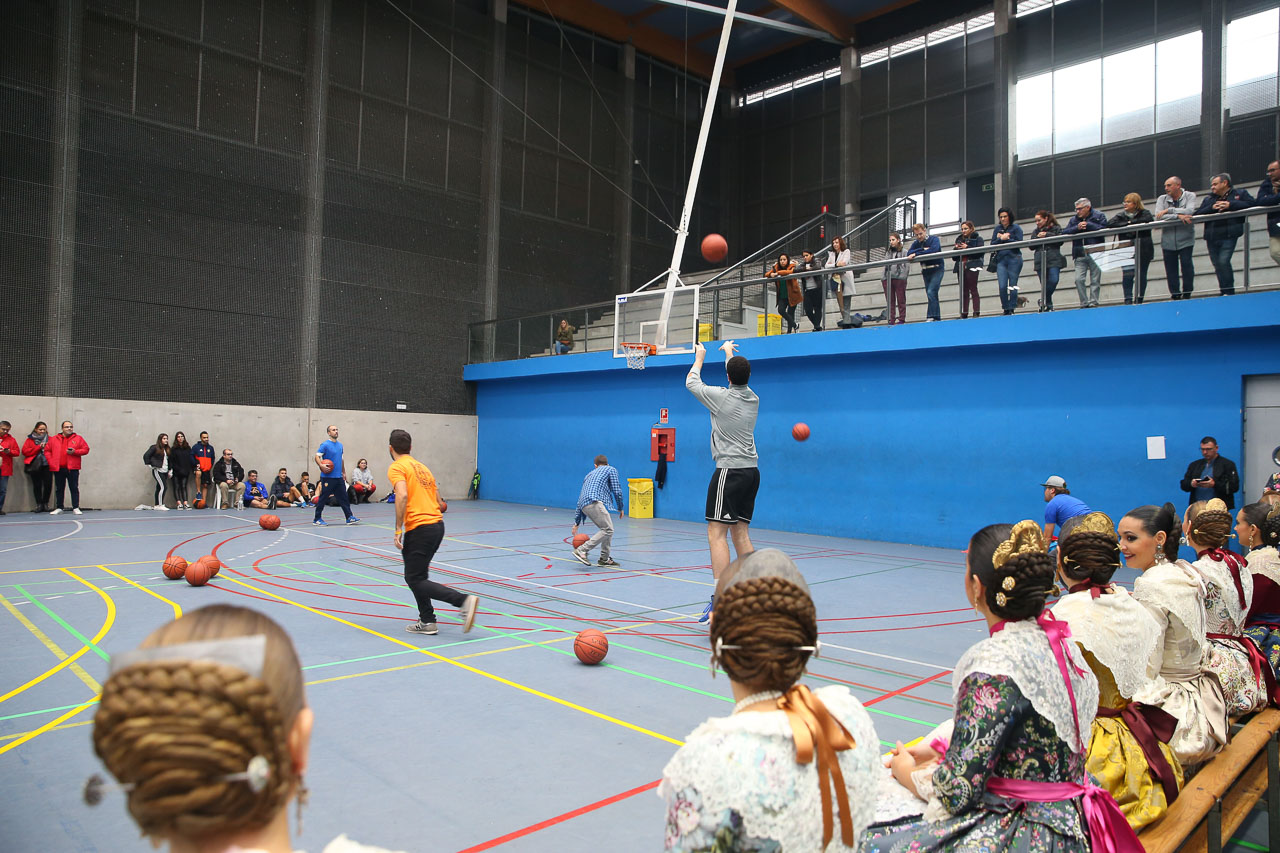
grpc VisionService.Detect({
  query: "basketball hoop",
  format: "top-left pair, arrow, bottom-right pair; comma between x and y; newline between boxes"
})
620,342 -> 656,370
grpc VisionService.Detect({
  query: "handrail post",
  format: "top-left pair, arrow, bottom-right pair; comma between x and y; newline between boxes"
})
1243,219 -> 1252,292
713,289 -> 721,340
1037,245 -> 1046,311
1208,797 -> 1222,853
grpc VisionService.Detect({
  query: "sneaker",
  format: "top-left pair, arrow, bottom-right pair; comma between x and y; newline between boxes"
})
406,621 -> 438,635
597,557 -> 620,567
346,516 -> 361,525
294,500 -> 306,508
155,505 -> 170,511
72,508 -> 82,515
572,547 -> 590,565
460,595 -> 479,633
50,508 -> 63,515
268,495 -> 277,510
697,596 -> 715,623
313,519 -> 328,526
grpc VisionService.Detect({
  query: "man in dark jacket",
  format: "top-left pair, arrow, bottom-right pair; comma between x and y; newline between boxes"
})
1064,198 -> 1109,307
1180,436 -> 1240,510
1193,172 -> 1255,295
211,448 -> 245,510
1259,160 -> 1280,266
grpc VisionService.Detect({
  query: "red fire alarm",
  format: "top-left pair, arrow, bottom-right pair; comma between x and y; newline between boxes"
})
651,428 -> 675,462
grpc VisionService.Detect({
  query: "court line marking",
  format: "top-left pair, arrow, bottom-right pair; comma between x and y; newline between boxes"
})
0,520 -> 83,553
0,595 -> 100,693
0,699 -> 101,755
13,585 -> 109,662
94,564 -> 183,620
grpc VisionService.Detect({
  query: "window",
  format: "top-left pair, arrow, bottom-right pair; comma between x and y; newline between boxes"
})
1053,59 -> 1101,153
928,186 -> 960,228
1225,7 -> 1280,115
1016,72 -> 1053,160
1156,32 -> 1201,132
1103,44 -> 1154,143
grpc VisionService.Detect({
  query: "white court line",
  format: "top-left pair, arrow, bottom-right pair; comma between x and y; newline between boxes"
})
0,520 -> 83,553
821,641 -> 953,672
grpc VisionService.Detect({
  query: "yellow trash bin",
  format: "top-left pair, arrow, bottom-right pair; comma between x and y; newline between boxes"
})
698,322 -> 714,342
628,478 -> 654,519
757,313 -> 782,336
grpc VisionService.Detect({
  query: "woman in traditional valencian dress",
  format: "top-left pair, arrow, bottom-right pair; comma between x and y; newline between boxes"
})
1050,512 -> 1181,831
1241,501 -> 1280,693
661,549 -> 880,852
861,521 -> 1140,853
1123,503 -> 1229,765
1183,498 -> 1270,715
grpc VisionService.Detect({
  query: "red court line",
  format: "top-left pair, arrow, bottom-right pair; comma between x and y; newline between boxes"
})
863,669 -> 952,706
455,779 -> 661,853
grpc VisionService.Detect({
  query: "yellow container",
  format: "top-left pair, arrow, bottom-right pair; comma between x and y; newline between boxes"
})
698,322 -> 714,342
757,313 -> 782,336
628,478 -> 654,519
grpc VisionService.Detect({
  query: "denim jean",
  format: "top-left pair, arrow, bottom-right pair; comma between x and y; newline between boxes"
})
1162,246 -> 1194,299
1074,254 -> 1101,306
996,254 -> 1023,312
554,342 -> 570,354
1039,266 -> 1060,310
921,265 -> 943,320
1120,254 -> 1153,304
0,474 -> 7,511
1204,237 -> 1238,295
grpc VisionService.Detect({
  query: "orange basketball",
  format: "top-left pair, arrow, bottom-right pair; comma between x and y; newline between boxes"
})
162,555 -> 187,580
185,559 -> 214,586
319,459 -> 334,474
194,498 -> 206,509
440,499 -> 448,513
701,233 -> 728,263
572,533 -> 589,548
259,514 -> 280,530
574,629 -> 609,665
201,555 -> 222,577
792,422 -> 810,441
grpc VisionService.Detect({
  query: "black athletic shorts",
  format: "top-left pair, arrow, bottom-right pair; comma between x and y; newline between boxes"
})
705,467 -> 760,524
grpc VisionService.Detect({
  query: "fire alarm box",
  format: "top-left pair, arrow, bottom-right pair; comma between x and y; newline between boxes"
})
651,427 -> 675,462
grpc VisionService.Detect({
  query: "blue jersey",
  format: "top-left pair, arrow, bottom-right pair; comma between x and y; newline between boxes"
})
317,439 -> 344,479
1044,494 -> 1090,528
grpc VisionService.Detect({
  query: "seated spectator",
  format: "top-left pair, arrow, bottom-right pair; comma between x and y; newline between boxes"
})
212,448 -> 245,510
765,253 -> 799,333
1108,193 -> 1155,305
1041,475 -> 1090,545
554,319 -> 576,355
882,233 -> 908,324
1154,176 -> 1197,299
297,471 -> 314,504
243,470 -> 270,509
348,458 -> 378,504
269,468 -> 303,509
1030,210 -> 1066,311
797,250 -> 824,331
952,222 -> 984,319
990,208 -> 1024,315
1065,198 -> 1109,308
87,604 -> 404,853
906,223 -> 944,322
1193,172 -> 1255,296
1259,160 -> 1280,266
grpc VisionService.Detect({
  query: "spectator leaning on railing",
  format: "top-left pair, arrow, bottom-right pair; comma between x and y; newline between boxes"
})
1064,198 -> 1109,308
991,208 -> 1024,315
1030,210 -> 1066,312
1153,176 -> 1198,300
882,233 -> 909,325
906,223 -> 944,322
1194,172 -> 1255,296
953,221 -> 984,319
1108,193 -> 1155,305
1258,160 -> 1280,266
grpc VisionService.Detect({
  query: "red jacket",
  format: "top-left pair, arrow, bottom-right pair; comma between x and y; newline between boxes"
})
0,434 -> 18,477
47,432 -> 90,471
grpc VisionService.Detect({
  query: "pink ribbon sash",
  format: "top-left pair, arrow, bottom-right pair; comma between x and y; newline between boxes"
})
985,777 -> 1143,853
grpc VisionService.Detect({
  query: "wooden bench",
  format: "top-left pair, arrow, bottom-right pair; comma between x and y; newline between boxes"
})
1138,707 -> 1280,853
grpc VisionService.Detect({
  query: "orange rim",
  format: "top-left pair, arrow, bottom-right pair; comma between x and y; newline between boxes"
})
620,342 -> 657,354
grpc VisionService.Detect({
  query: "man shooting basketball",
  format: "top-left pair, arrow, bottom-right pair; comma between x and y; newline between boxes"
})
687,340 -> 759,622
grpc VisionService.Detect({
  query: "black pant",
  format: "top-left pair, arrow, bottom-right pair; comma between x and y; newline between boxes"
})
314,477 -> 352,521
1121,251 -> 1154,304
28,470 -> 53,508
402,522 -> 465,623
54,469 -> 80,509
173,472 -> 189,502
802,287 -> 823,330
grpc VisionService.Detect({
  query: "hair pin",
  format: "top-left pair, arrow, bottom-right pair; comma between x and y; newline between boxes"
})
995,592 -> 1008,607
1001,576 -> 1016,591
84,755 -> 271,806
713,638 -> 822,658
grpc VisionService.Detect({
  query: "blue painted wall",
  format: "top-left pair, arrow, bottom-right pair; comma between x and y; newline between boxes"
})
465,293 -> 1280,549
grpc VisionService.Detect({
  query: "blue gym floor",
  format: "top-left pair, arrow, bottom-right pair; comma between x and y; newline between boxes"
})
0,501 -> 1268,852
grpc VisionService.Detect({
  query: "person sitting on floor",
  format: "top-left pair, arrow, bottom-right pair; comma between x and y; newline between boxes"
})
348,458 -> 378,504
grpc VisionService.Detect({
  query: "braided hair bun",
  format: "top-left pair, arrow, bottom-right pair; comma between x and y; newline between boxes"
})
1188,497 -> 1232,549
1058,512 -> 1120,586
711,549 -> 817,693
1261,503 -> 1280,548
968,521 -> 1056,621
91,605 -> 305,840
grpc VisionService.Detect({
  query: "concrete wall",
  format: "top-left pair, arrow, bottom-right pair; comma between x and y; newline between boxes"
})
0,396 -> 476,512
464,292 -> 1280,549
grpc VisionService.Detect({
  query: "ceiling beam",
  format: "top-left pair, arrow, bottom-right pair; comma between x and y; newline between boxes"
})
765,0 -> 852,42
642,0 -> 841,43
508,0 -> 720,79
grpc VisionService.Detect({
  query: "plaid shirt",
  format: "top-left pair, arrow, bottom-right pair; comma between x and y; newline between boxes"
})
575,465 -> 624,525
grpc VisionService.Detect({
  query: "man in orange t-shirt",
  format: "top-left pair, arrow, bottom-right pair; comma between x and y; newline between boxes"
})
388,428 -> 478,636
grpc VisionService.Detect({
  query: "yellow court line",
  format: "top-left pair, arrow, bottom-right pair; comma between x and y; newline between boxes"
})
0,561 -> 155,574
0,699 -> 98,755
0,569 -> 116,706
0,596 -> 100,693
220,574 -> 683,746
95,564 -> 182,620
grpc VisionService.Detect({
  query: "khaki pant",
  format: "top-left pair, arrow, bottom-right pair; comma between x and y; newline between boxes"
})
218,481 -> 245,508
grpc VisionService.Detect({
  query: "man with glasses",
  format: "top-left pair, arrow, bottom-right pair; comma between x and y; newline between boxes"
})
47,420 -> 90,515
1064,197 -> 1109,307
211,447 -> 245,510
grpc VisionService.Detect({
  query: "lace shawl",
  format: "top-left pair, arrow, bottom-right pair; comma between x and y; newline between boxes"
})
1191,553 -> 1253,632
1132,560 -> 1208,640
1051,587 -> 1161,699
659,685 -> 879,852
950,618 -> 1098,753
1247,546 -> 1280,588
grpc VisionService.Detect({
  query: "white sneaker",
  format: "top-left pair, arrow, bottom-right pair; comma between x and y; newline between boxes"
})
460,595 -> 479,633
50,508 -> 63,515
72,508 -> 82,515
155,505 -> 170,511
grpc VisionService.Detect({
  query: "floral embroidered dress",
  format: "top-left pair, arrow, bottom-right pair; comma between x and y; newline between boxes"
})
1131,560 -> 1229,764
1244,546 -> 1280,691
1051,587 -> 1182,831
860,619 -> 1099,853
1189,552 -> 1268,716
661,685 -> 879,852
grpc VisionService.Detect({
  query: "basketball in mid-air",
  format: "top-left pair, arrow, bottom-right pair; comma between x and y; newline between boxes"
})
701,233 -> 728,263
574,629 -> 609,664
319,459 -> 334,474
573,533 -> 589,548
792,422 -> 810,442
162,555 -> 187,580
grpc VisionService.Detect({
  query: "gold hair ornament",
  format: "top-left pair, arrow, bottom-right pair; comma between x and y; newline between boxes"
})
996,592 -> 1008,607
1002,576 -> 1016,591
991,520 -> 1047,570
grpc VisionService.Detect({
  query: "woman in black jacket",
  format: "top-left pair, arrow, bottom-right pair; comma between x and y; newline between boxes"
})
142,433 -> 172,511
170,431 -> 195,509
1109,193 -> 1155,304
1030,210 -> 1067,311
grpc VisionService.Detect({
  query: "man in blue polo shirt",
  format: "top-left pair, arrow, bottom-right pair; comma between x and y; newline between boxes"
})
1041,475 -> 1090,546
314,424 -> 358,527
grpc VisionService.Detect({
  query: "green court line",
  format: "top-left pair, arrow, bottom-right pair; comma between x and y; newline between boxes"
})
0,701 -> 95,722
1229,839 -> 1267,852
12,584 -> 109,662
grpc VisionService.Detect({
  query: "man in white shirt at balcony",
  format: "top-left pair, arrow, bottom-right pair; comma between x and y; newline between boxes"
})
1153,175 -> 1197,300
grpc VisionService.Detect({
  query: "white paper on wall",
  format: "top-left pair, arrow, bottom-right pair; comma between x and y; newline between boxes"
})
1146,436 -> 1166,460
